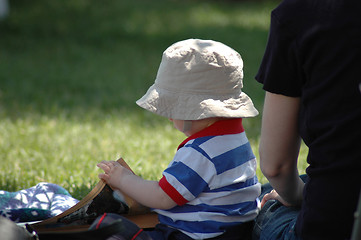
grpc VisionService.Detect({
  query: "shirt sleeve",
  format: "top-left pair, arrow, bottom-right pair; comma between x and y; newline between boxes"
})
159,176 -> 188,206
158,147 -> 212,206
256,10 -> 303,97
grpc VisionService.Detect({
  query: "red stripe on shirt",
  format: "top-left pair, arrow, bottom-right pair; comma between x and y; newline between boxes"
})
177,118 -> 244,150
159,176 -> 188,206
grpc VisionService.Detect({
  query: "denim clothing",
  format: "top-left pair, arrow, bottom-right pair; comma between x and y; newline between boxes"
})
252,175 -> 308,240
252,200 -> 300,240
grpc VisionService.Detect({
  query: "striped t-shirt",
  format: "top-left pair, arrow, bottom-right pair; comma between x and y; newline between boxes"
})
155,118 -> 261,239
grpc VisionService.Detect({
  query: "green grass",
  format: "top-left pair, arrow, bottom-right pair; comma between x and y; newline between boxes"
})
0,0 -> 308,199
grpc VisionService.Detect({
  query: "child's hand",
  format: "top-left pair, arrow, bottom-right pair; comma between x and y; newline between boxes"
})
97,160 -> 133,189
97,160 -> 177,209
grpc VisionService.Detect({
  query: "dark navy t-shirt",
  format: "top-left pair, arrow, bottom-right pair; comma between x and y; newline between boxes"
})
256,0 -> 361,239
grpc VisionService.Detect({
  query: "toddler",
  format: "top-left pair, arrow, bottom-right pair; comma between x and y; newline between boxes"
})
97,39 -> 260,240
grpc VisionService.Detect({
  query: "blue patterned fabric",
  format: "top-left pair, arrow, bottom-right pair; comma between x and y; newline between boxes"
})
0,182 -> 78,222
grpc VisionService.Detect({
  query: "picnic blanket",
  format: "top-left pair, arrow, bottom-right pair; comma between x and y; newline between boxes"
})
0,182 -> 79,222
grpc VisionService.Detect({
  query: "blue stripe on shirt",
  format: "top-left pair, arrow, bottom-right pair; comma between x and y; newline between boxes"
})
205,176 -> 258,193
212,142 -> 256,174
163,200 -> 258,216
183,144 -> 211,161
165,161 -> 210,196
190,136 -> 216,147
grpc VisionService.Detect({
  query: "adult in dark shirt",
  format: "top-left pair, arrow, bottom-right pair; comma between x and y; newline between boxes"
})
252,0 -> 361,239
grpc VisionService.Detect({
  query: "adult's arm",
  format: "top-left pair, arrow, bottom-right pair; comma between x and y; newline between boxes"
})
259,91 -> 304,207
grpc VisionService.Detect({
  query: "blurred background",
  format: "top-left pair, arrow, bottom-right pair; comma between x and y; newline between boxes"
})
0,0 -> 307,199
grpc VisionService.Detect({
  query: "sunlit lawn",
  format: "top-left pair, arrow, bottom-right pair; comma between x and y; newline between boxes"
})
0,0 -> 308,199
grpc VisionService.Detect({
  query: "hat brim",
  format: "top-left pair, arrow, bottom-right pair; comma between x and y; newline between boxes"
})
136,84 -> 259,120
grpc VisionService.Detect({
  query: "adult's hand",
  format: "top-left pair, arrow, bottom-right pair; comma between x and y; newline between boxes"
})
261,189 -> 294,208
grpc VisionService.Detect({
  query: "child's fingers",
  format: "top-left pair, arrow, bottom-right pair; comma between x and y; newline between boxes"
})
98,172 -> 105,179
98,172 -> 109,181
96,162 -> 107,171
97,161 -> 113,173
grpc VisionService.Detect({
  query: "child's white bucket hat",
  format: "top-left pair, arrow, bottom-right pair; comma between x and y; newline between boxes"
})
136,39 -> 258,120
